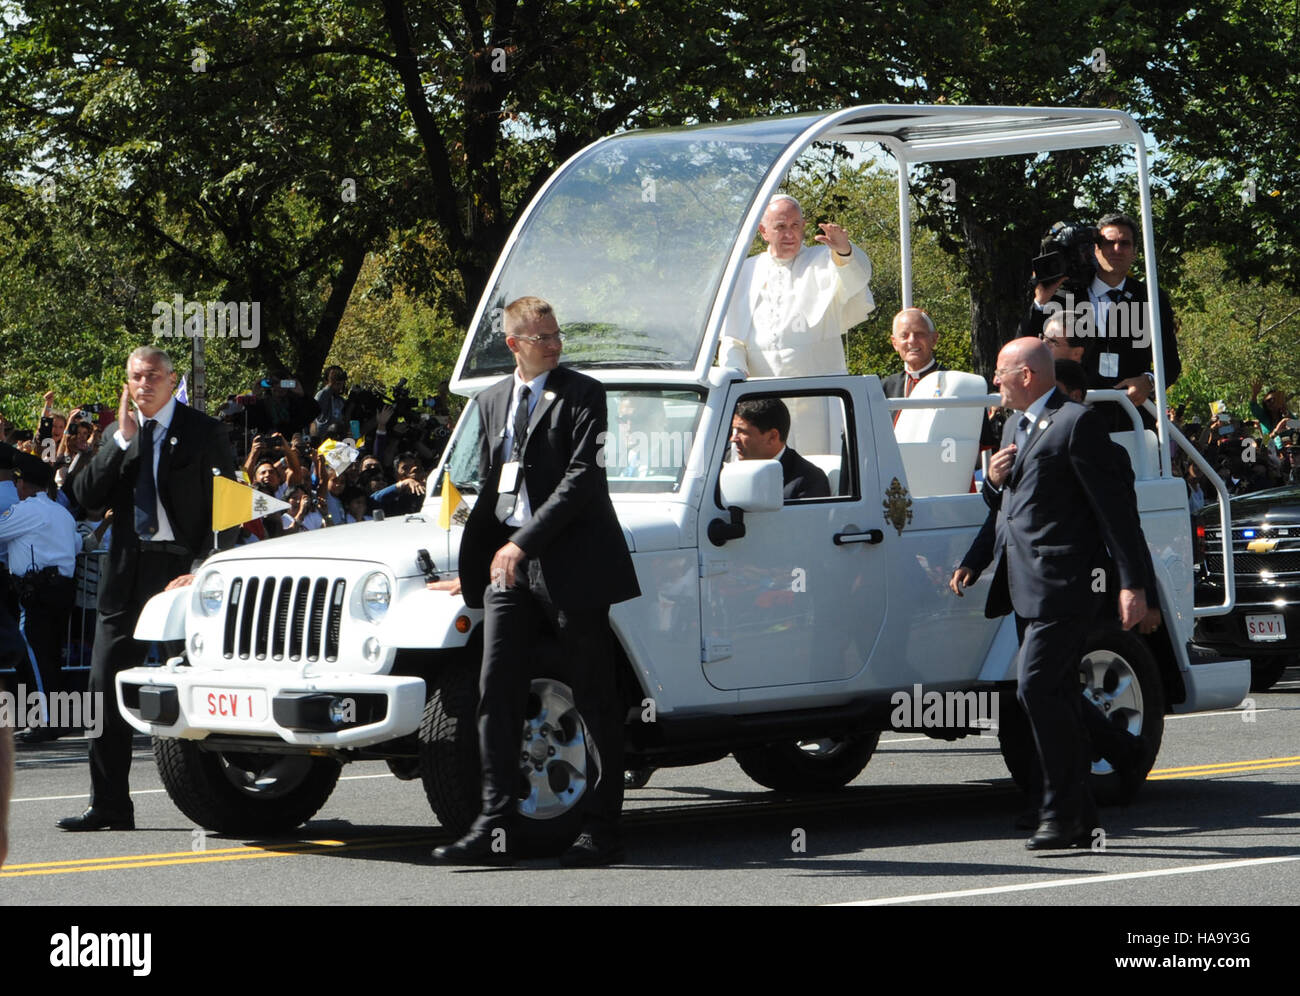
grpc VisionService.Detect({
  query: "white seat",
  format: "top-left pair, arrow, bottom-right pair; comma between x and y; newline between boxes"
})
892,370 -> 989,497
803,453 -> 841,495
1109,429 -> 1161,478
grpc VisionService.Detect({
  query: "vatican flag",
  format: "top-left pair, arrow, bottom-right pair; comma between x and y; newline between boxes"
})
437,470 -> 462,530
213,475 -> 290,532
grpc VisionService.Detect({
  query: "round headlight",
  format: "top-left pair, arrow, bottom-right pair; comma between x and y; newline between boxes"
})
197,571 -> 225,616
361,572 -> 391,622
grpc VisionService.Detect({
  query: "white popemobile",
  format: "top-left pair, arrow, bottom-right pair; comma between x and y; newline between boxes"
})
121,105 -> 1248,849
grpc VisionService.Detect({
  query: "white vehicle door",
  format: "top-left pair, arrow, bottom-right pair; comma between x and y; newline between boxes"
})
698,377 -> 889,690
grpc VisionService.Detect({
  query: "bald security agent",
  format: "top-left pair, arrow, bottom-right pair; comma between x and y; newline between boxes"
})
949,338 -> 1148,850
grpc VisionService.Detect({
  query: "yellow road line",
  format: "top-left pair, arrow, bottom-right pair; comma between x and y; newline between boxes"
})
1149,759 -> 1300,780
0,834 -> 434,878
1148,755 -> 1300,780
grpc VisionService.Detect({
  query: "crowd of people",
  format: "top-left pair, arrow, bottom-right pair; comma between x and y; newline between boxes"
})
0,365 -> 457,755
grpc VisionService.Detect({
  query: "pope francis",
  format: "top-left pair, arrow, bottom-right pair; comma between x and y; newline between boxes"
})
717,194 -> 874,455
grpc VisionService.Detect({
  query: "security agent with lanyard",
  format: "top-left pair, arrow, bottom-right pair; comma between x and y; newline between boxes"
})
949,338 -> 1148,850
60,347 -> 237,831
1019,213 -> 1180,430
0,453 -> 79,742
434,296 -> 640,867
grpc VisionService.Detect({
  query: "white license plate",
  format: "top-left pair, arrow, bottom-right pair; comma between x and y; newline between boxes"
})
194,686 -> 269,723
1246,614 -> 1287,642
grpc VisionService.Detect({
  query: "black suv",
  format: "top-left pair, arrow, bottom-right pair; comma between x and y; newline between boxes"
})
1195,485 -> 1300,691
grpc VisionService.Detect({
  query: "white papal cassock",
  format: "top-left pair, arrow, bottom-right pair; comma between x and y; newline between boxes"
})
717,244 -> 874,455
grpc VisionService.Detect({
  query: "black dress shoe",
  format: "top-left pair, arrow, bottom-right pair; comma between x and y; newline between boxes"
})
16,726 -> 61,745
559,832 -> 625,868
1024,819 -> 1090,851
624,767 -> 656,790
431,828 -> 515,866
57,807 -> 135,832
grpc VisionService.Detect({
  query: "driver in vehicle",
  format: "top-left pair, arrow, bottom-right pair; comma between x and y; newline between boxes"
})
730,398 -> 830,501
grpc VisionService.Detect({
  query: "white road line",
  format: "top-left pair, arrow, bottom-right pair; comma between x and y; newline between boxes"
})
11,789 -> 166,804
339,773 -> 396,781
878,735 -> 930,744
1167,708 -> 1279,721
832,854 -> 1300,906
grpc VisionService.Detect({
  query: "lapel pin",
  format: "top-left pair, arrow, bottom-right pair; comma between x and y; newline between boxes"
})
169,437 -> 178,447
1038,420 -> 1049,431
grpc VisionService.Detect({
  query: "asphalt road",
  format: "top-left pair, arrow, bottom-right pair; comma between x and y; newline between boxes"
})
4,671 -> 1298,909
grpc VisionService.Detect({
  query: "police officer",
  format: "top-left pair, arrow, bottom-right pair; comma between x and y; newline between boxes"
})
0,453 -> 78,743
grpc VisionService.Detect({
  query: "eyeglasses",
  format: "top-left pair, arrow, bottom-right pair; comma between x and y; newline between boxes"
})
994,364 -> 1027,378
513,332 -> 565,346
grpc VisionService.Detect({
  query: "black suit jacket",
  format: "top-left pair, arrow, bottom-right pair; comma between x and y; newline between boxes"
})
71,403 -> 238,613
459,365 -> 640,611
960,390 -> 1146,620
881,363 -> 943,400
1019,277 -> 1181,388
779,447 -> 831,500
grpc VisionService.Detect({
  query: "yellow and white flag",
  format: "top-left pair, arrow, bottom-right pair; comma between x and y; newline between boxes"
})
437,470 -> 463,530
213,476 -> 290,532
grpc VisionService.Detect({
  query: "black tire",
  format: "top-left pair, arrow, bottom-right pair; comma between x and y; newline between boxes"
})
418,660 -> 593,857
153,737 -> 342,835
733,734 -> 879,792
998,626 -> 1164,806
1249,655 -> 1293,692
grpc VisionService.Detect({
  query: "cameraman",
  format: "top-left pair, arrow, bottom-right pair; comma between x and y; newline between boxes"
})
1021,213 -> 1181,429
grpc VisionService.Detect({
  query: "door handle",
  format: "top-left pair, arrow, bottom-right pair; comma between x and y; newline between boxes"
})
833,527 -> 883,545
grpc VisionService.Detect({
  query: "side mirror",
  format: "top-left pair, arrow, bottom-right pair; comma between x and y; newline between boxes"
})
718,460 -> 783,512
708,460 -> 783,547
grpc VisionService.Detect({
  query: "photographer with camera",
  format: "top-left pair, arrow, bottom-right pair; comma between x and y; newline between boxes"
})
242,431 -> 304,493
1021,213 -> 1181,430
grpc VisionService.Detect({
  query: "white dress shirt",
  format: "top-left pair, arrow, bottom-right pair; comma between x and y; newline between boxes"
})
115,396 -> 178,542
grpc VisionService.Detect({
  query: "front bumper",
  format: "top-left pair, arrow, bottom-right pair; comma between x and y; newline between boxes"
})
116,660 -> 427,748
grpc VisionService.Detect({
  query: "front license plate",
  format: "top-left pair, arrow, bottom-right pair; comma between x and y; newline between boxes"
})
194,686 -> 269,723
1246,614 -> 1287,642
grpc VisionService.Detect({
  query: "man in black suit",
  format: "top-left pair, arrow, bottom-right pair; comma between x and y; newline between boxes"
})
1020,212 -> 1181,430
948,338 -> 1148,849
730,398 -> 831,500
59,346 -> 236,831
433,296 -> 640,867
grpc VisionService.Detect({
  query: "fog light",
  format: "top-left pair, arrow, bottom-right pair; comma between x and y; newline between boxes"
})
190,633 -> 204,658
363,637 -> 382,663
328,697 -> 352,725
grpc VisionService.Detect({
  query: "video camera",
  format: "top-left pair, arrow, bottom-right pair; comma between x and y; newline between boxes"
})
1031,221 -> 1100,290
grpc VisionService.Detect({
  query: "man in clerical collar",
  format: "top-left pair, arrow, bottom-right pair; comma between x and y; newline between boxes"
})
881,308 -> 941,403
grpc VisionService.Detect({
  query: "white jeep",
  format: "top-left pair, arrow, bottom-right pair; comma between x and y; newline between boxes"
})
121,105 -> 1249,848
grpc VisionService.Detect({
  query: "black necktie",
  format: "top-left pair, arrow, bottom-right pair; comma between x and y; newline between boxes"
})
134,418 -> 159,538
1104,288 -> 1123,337
1015,415 -> 1030,449
510,385 -> 531,461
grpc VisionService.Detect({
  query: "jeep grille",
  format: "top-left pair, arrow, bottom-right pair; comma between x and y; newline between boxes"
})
222,576 -> 346,662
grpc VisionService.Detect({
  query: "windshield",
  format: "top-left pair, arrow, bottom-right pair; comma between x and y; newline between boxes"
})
440,388 -> 707,500
462,116 -> 819,378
